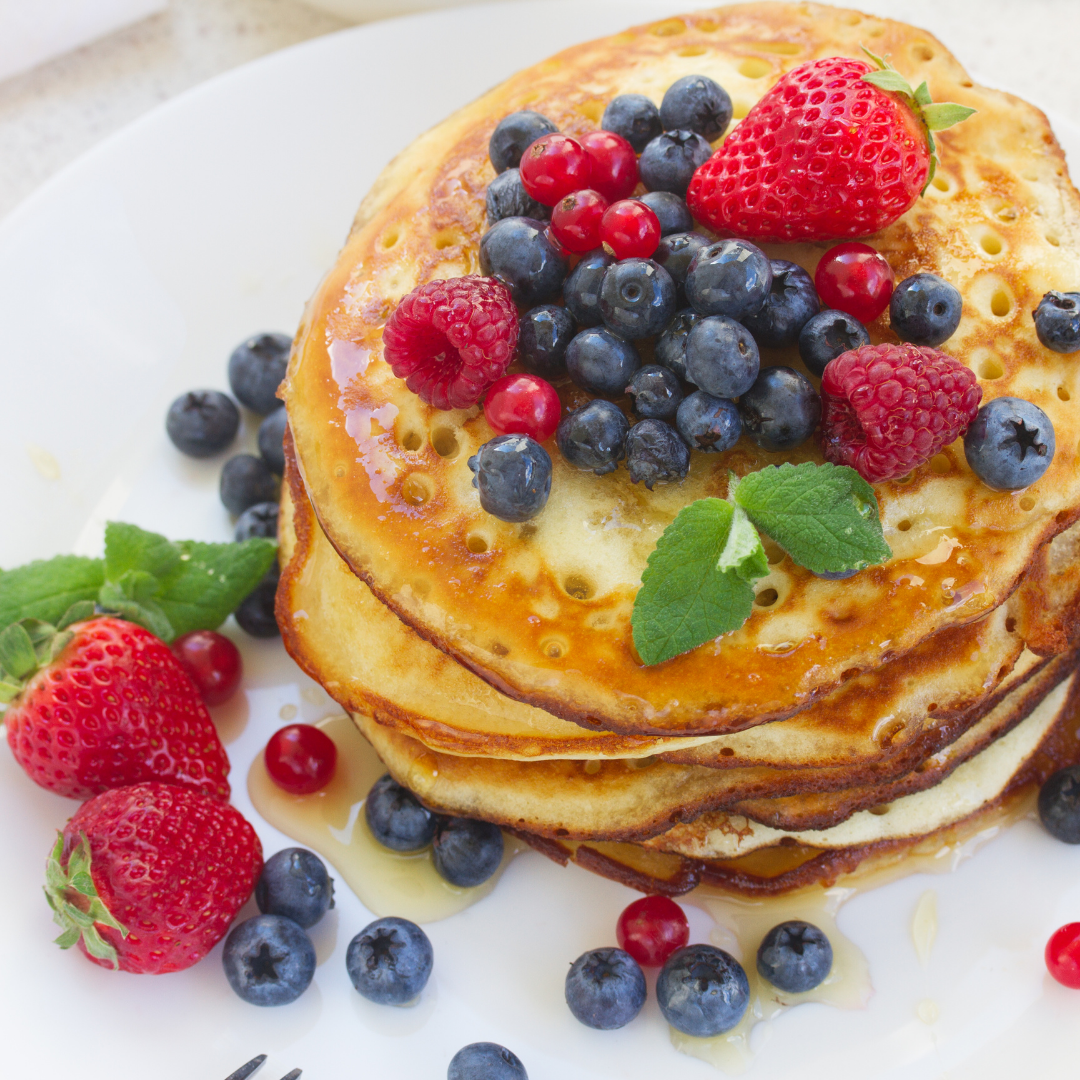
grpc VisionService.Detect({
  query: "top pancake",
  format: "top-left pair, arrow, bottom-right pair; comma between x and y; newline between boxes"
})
283,2 -> 1080,736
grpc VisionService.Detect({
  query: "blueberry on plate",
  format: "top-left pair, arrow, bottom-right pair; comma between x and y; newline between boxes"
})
660,74 -> 733,140
556,400 -> 629,475
166,390 -> 239,458
963,396 -> 1055,490
432,817 -> 504,887
685,239 -> 773,321
798,309 -> 870,378
255,848 -> 335,929
346,916 -> 433,1005
657,944 -> 750,1037
489,111 -> 558,173
636,191 -> 694,237
565,327 -> 640,398
228,332 -> 292,415
220,454 -> 279,516
655,308 -> 702,382
599,258 -> 676,340
365,773 -> 438,851
742,259 -> 820,349
738,367 -> 821,452
625,419 -> 690,489
1039,765 -> 1080,843
890,272 -> 963,346
676,391 -> 742,453
234,563 -> 280,638
468,434 -> 552,522
563,249 -> 615,327
601,94 -> 662,153
235,501 -> 279,542
639,130 -> 713,197
627,365 -> 683,421
448,1042 -> 529,1080
685,316 -> 760,399
756,920 -> 833,993
222,914 -> 316,1006
485,168 -> 550,225
653,232 -> 711,292
1033,290 -> 1080,353
258,405 -> 288,475
480,217 -> 568,308
565,947 -> 646,1029
517,304 -> 575,378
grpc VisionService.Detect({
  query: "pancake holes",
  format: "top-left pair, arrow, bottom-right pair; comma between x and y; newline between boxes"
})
869,803 -> 892,816
490,642 -> 510,657
541,638 -> 568,659
755,588 -> 779,607
912,44 -> 934,61
1019,495 -> 1036,511
651,18 -> 686,35
466,533 -> 490,554
402,474 -> 434,506
575,99 -> 605,122
930,453 -> 952,474
626,756 -> 656,770
840,668 -> 860,682
433,228 -> 463,251
720,747 -> 736,757
1058,386 -> 1071,401
978,230 -> 1004,256
587,611 -> 612,629
960,79 -> 973,88
379,228 -> 400,251
894,472 -> 914,484
1005,616 -> 1017,632
997,665 -> 1010,682
1047,232 -> 1062,247
738,57 -> 772,78
752,41 -> 802,54
678,45 -> 707,57
334,464 -> 347,479
978,357 -> 1005,380
990,290 -> 1012,318
762,537 -> 786,564
926,703 -> 939,714
400,430 -> 424,451
874,720 -> 905,749
564,574 -> 595,601
583,760 -> 603,775
931,175 -> 951,193
897,519 -> 912,532
430,427 -> 460,458
867,25 -> 885,37
843,11 -> 861,24
409,579 -> 432,600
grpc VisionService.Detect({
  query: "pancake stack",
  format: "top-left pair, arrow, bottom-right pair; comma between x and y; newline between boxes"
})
278,2 -> 1080,897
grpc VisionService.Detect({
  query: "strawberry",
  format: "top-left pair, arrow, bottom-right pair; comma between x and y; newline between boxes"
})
687,50 -> 975,243
44,782 -> 263,973
1,613 -> 230,801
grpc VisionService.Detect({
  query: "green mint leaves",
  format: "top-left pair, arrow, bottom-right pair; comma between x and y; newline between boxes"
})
632,463 -> 891,666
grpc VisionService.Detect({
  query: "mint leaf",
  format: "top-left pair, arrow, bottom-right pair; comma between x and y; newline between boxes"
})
0,556 -> 104,630
98,572 -> 175,642
104,522 -> 182,586
632,499 -> 765,666
732,462 -> 892,574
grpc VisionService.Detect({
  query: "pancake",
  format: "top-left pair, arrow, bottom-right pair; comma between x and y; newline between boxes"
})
282,1 -> 1080,737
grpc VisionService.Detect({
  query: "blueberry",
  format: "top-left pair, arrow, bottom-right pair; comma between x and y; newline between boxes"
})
480,217 -> 568,307
235,564 -> 280,638
518,305 -> 575,378
166,390 -> 239,458
222,914 -> 316,1006
556,400 -> 629,475
365,773 -> 437,851
564,947 -> 646,1030
637,191 -> 694,236
228,333 -> 291,415
220,454 -> 278,516
639,130 -> 713,196
468,435 -> 552,522
1039,765 -> 1080,843
448,1043 -> 528,1080
798,309 -> 871,377
485,168 -> 550,225
685,316 -> 760,398
625,419 -> 690,489
432,817 -> 504,887
742,260 -> 820,348
601,94 -> 662,153
489,111 -> 558,173
655,308 -> 702,381
685,239 -> 772,320
346,916 -> 433,1005
756,920 -> 833,993
890,273 -> 963,346
676,391 -> 742,453
563,250 -> 614,328
565,327 -> 640,397
1033,291 -> 1080,353
598,258 -> 677,340
258,405 -> 288,475
660,75 -> 732,140
627,365 -> 683,421
964,397 -> 1055,490
814,568 -> 859,580
255,848 -> 335,929
657,944 -> 750,1037
654,232 -> 711,292
738,366 -> 821,452
235,501 -> 279,542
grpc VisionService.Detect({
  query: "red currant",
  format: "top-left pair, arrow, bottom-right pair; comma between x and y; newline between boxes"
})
171,630 -> 242,706
616,895 -> 689,966
600,200 -> 661,260
265,723 -> 337,795
519,134 -> 592,207
1046,923 -> 1080,988
550,189 -> 608,253
484,373 -> 561,442
579,130 -> 639,203
814,242 -> 895,324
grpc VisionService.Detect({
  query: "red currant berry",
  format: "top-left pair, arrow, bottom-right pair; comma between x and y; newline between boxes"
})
814,242 -> 895,324
579,130 -> 639,203
600,200 -> 661,260
265,724 -> 337,795
171,630 -> 242,706
616,895 -> 689,967
1046,923 -> 1080,988
550,189 -> 609,253
519,134 -> 592,207
484,373 -> 562,442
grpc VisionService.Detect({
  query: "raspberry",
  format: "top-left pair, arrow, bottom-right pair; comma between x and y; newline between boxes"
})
820,343 -> 982,483
382,276 -> 519,410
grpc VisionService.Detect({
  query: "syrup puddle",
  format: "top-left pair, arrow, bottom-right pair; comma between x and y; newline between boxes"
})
248,715 -> 523,924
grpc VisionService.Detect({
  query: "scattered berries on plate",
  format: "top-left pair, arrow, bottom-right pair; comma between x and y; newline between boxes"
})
814,242 -> 895,324
741,259 -> 821,348
599,199 -> 661,260
1046,923 -> 1080,989
601,93 -> 662,153
223,914 -> 316,1006
480,217 -> 568,307
637,190 -> 694,236
756,920 -> 834,992
676,391 -> 742,453
235,500 -> 279,542
738,366 -> 821,452
220,453 -> 279,516
486,168 -> 550,225
685,239 -> 772,321
255,847 -> 335,928
657,944 -> 750,1036
1038,765 -> 1080,843
365,773 -> 438,851
484,373 -> 561,442
550,188 -> 608,253
598,257 -> 676,339
556,399 -> 629,476
625,418 -> 690,489
265,723 -> 337,795
655,308 -> 702,381
685,315 -> 760,399
798,309 -> 871,378
890,272 -> 963,346
228,332 -> 292,415
234,564 -> 281,639
518,304 -> 575,379
963,396 -> 1055,490
519,133 -> 592,206
257,406 -> 288,475
566,326 -> 641,398
489,110 -> 558,173
432,816 -> 505,887
347,916 -> 434,1005
468,434 -> 552,522
171,628 -> 243,707
166,390 -> 239,458
563,249 -> 614,327
564,947 -> 647,1029
639,129 -> 712,196
653,231 -> 710,293
448,1042 -> 528,1080
626,364 -> 683,421
660,74 -> 732,140
1033,291 -> 1080,353
579,129 -> 639,202
616,895 -> 689,967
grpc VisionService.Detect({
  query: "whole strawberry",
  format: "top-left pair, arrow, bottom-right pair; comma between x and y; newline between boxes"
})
687,50 -> 975,243
2,614 -> 230,800
45,782 -> 263,973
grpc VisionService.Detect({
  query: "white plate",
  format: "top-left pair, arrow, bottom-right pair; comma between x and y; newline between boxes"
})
4,2 -> 1080,1077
